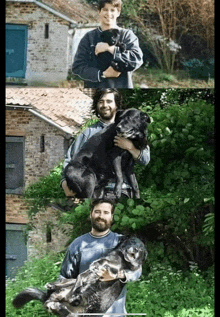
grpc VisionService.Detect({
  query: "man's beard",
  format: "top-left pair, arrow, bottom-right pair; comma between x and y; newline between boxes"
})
99,108 -> 116,121
91,217 -> 112,232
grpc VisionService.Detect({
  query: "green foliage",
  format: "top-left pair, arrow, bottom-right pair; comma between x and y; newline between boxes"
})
126,264 -> 214,317
24,161 -> 65,214
6,254 -> 214,317
6,253 -> 64,317
59,199 -> 92,242
181,58 -> 215,79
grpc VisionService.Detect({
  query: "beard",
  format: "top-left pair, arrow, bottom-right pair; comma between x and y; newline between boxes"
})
98,108 -> 117,121
91,217 -> 112,232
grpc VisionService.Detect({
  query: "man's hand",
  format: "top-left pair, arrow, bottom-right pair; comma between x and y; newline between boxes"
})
103,66 -> 121,78
114,136 -> 141,160
95,42 -> 116,55
62,180 -> 76,197
97,267 -> 125,282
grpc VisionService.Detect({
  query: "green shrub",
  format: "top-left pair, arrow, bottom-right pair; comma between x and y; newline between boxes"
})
126,264 -> 214,317
181,58 -> 214,79
6,253 -> 64,317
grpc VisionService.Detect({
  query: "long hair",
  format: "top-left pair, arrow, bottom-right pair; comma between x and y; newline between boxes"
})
91,88 -> 122,117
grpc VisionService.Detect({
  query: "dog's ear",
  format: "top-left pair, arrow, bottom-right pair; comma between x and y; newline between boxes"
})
115,109 -> 124,123
141,112 -> 151,124
111,28 -> 120,39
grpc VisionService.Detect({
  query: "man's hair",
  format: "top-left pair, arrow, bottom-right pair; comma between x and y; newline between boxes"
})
97,0 -> 122,12
91,88 -> 121,117
90,199 -> 115,214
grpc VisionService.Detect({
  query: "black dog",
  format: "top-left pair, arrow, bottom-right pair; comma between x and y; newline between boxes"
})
64,108 -> 150,199
98,28 -> 127,73
13,237 -> 147,317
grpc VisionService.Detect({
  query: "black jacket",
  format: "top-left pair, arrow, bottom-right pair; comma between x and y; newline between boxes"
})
72,27 -> 143,88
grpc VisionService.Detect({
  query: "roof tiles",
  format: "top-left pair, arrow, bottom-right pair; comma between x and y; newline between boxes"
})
6,88 -> 92,135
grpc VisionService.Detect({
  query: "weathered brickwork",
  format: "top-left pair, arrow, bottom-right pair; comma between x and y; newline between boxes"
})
6,108 -> 66,186
27,206 -> 72,259
6,107 -> 67,224
6,194 -> 29,223
6,2 -> 73,83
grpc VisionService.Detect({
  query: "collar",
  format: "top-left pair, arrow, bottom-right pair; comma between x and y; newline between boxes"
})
98,26 -> 120,32
89,230 -> 111,239
99,119 -> 113,127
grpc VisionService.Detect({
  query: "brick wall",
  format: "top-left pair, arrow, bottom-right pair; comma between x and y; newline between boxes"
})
6,108 -> 66,185
6,194 -> 29,223
6,2 -> 73,84
27,206 -> 72,259
6,108 -> 67,223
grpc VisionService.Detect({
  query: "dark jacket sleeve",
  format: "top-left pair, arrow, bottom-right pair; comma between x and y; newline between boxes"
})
113,29 -> 143,72
72,32 -> 101,83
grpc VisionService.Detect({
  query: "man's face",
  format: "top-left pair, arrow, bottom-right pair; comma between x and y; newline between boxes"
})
99,3 -> 120,29
96,92 -> 118,121
90,202 -> 113,232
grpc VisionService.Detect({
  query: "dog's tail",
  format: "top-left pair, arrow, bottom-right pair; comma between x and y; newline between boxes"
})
13,287 -> 48,308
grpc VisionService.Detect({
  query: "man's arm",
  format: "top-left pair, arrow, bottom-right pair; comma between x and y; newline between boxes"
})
114,136 -> 150,166
72,33 -> 101,83
113,29 -> 143,72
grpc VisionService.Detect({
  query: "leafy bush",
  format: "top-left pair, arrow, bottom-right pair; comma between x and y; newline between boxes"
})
6,253 -> 64,317
126,264 -> 214,317
181,58 -> 214,79
6,254 -> 214,317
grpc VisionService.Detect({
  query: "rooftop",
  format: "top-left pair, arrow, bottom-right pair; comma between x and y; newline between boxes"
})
6,88 -> 92,136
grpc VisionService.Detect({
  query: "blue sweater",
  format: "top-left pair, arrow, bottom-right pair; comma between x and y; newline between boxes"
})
72,27 -> 143,88
60,231 -> 142,316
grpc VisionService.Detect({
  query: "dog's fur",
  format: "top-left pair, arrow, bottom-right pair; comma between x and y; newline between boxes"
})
13,237 -> 147,317
98,28 -> 127,73
64,108 -> 150,199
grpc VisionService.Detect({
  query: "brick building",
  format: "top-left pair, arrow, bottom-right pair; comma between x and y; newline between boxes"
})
6,0 -> 98,85
6,87 -> 92,277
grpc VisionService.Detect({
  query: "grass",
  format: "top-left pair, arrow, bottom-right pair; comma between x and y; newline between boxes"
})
59,67 -> 215,88
132,67 -> 215,88
6,253 -> 214,317
8,67 -> 214,88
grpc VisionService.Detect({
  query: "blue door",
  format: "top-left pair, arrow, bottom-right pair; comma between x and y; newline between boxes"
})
6,224 -> 27,279
6,24 -> 27,78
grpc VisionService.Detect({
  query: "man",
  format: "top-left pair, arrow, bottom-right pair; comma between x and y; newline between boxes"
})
61,88 -> 150,199
60,199 -> 143,316
72,0 -> 143,88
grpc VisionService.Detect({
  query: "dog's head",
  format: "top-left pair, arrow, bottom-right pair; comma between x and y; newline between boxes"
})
100,28 -> 120,46
115,108 -> 150,148
119,237 -> 147,267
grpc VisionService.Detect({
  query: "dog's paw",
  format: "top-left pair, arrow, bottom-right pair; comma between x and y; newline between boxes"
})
45,301 -> 62,312
69,295 -> 82,306
134,192 -> 140,199
114,186 -> 122,199
45,282 -> 55,290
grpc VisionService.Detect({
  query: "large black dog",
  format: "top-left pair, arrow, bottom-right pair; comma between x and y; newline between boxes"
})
13,237 -> 147,317
98,28 -> 127,73
64,108 -> 150,199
